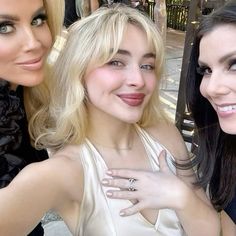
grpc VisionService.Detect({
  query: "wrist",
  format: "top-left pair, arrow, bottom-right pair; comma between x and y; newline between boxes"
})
174,181 -> 195,211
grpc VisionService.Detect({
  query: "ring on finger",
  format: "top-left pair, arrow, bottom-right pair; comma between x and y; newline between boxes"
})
128,178 -> 136,191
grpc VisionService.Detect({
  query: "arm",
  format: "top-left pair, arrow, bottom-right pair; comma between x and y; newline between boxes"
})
0,157 -> 72,236
163,123 -> 221,236
102,123 -> 221,236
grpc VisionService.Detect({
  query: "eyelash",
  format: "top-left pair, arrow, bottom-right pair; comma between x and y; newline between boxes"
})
107,60 -> 155,71
140,64 -> 155,70
196,66 -> 211,76
0,13 -> 47,35
197,59 -> 236,76
32,13 -> 48,26
0,21 -> 14,34
107,60 -> 123,66
228,59 -> 236,70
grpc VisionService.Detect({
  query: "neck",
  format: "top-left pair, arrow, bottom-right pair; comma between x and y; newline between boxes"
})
87,123 -> 136,151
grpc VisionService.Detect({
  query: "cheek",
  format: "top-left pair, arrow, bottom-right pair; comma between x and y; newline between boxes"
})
0,40 -> 17,61
40,26 -> 53,52
85,69 -> 120,94
199,79 -> 207,98
146,76 -> 157,93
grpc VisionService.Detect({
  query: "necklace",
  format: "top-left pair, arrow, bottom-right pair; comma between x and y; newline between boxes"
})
89,128 -> 136,151
90,138 -> 134,151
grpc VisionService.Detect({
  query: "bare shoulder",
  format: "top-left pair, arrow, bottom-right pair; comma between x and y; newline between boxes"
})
11,145 -> 84,204
145,121 -> 197,187
145,120 -> 188,160
0,146 -> 84,235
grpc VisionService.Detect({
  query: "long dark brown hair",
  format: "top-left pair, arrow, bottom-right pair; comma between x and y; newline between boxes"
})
186,0 -> 236,210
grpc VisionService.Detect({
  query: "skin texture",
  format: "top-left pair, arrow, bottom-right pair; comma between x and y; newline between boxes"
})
85,25 -> 156,125
199,25 -> 236,134
0,0 -> 52,89
198,24 -> 236,234
221,211 -> 236,236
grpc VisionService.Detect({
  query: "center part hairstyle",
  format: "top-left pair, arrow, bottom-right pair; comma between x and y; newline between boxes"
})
25,0 -> 65,120
30,4 -> 167,151
186,0 -> 236,210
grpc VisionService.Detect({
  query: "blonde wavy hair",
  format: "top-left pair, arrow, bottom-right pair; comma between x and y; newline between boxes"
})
30,4 -> 168,150
25,0 -> 65,120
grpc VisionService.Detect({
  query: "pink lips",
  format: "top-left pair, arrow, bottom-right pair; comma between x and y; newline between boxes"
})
17,57 -> 43,71
216,104 -> 236,118
118,93 -> 145,106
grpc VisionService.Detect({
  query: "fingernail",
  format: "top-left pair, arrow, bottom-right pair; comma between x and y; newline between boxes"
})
106,192 -> 112,197
101,180 -> 108,185
106,170 -> 112,175
120,211 -> 125,216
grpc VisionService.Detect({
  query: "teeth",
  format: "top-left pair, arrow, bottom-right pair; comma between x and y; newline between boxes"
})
218,105 -> 236,112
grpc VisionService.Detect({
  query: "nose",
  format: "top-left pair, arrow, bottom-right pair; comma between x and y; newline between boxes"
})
127,66 -> 145,88
22,27 -> 41,51
202,71 -> 230,97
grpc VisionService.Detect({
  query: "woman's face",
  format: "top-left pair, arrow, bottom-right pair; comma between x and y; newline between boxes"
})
199,24 -> 236,134
0,0 -> 52,89
84,24 -> 157,124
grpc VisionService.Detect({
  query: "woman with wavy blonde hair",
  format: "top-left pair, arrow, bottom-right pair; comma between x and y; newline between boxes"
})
0,5 -> 219,235
0,0 -> 64,235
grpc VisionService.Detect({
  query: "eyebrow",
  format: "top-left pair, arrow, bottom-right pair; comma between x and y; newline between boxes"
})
116,49 -> 156,59
0,14 -> 19,21
218,51 -> 236,63
199,51 -> 236,65
0,6 -> 45,22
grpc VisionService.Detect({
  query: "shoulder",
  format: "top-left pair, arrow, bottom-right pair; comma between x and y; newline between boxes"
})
11,145 -> 84,205
49,145 -> 84,199
0,147 -> 83,235
144,120 -> 188,161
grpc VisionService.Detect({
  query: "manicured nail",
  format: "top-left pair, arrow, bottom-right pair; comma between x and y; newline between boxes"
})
106,170 -> 112,175
119,211 -> 125,216
101,180 -> 108,185
106,192 -> 112,197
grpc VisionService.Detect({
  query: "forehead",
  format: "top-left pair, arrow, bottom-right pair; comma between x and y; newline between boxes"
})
199,24 -> 236,62
119,24 -> 154,51
0,0 -> 44,15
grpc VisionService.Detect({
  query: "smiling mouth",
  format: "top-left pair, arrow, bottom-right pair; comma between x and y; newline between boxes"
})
118,94 -> 145,106
17,57 -> 43,71
217,105 -> 236,112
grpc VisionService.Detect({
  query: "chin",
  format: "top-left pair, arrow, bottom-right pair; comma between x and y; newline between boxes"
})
22,72 -> 44,87
220,125 -> 236,135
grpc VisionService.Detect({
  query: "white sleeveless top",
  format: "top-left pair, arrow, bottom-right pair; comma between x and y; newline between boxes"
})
74,125 -> 186,236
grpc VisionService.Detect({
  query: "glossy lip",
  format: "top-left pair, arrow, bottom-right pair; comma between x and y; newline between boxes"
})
117,93 -> 145,106
215,103 -> 236,118
17,57 -> 44,71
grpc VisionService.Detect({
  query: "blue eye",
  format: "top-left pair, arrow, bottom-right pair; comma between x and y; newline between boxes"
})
32,13 -> 47,26
107,60 -> 124,67
140,64 -> 155,70
0,22 -> 14,34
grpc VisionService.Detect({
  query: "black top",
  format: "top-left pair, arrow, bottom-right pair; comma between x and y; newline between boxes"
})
225,193 -> 236,224
0,80 -> 47,235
